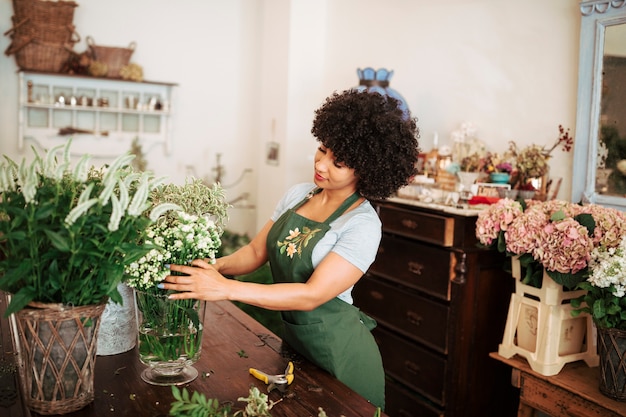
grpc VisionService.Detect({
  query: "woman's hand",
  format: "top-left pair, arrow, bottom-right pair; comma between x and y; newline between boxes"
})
159,259 -> 231,301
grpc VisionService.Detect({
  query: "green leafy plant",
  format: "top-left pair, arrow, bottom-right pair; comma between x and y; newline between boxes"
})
169,386 -> 382,417
572,235 -> 626,330
0,140 -> 173,316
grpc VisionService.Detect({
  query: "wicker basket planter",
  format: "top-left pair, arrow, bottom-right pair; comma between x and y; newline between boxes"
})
12,302 -> 106,415
597,327 -> 626,402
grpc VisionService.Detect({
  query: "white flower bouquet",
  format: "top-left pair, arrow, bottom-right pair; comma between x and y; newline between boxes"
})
125,178 -> 229,369
572,235 -> 626,330
125,211 -> 222,290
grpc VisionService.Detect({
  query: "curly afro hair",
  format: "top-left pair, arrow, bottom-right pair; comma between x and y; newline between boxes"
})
311,89 -> 420,200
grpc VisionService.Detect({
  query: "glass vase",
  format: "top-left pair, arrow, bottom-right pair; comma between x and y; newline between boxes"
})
134,290 -> 206,386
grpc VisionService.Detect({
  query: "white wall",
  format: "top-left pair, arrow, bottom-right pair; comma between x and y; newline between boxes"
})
0,0 -> 581,236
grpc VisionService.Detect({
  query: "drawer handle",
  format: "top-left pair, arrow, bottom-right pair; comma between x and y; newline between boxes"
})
369,290 -> 384,301
401,218 -> 418,229
406,310 -> 422,326
404,360 -> 420,375
407,261 -> 424,275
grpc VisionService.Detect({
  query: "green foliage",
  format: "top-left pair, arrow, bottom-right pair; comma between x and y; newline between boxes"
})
150,178 -> 229,232
0,141 -> 172,315
517,253 -> 544,288
573,213 -> 595,236
169,386 -> 382,417
571,281 -> 626,330
169,386 -> 270,417
170,386 -> 233,416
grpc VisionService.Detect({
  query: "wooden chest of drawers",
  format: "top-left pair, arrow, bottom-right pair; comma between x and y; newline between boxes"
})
353,200 -> 519,417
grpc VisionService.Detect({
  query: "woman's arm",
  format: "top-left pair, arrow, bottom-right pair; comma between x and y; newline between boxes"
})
213,220 -> 273,276
163,251 -> 364,311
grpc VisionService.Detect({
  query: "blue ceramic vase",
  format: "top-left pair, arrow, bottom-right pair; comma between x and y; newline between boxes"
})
355,67 -> 409,118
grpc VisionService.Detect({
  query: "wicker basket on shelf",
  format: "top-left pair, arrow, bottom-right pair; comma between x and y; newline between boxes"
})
87,36 -> 135,78
12,0 -> 77,23
5,15 -> 80,46
5,37 -> 75,73
4,0 -> 80,72
7,0 -> 78,44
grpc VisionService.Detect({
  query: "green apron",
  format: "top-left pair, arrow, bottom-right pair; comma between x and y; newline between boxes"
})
266,187 -> 385,409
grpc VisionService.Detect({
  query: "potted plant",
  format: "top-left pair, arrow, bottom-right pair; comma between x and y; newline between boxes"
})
125,178 -> 229,386
508,124 -> 574,197
476,198 -> 626,375
572,235 -> 626,401
0,140 -> 174,414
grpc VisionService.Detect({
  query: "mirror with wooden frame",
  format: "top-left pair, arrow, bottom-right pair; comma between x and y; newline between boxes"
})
572,0 -> 626,210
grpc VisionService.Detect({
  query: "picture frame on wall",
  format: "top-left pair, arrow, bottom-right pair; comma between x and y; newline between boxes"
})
266,142 -> 280,166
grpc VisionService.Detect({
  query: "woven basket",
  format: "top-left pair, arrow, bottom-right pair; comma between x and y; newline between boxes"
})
5,15 -> 80,46
12,0 -> 77,26
4,36 -> 74,72
87,36 -> 135,78
13,302 -> 106,415
7,0 -> 78,44
598,326 -> 626,402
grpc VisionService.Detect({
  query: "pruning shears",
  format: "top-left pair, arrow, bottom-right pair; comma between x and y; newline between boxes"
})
249,361 -> 295,393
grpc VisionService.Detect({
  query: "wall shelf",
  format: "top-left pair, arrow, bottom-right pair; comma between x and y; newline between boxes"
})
18,71 -> 177,158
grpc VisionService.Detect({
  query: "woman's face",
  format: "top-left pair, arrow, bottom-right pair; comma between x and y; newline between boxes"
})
313,145 -> 358,192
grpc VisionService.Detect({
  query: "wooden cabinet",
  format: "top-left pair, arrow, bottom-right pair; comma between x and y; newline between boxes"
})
353,199 -> 519,417
18,71 -> 176,158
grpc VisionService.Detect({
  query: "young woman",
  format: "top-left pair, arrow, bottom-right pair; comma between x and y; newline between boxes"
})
160,89 -> 420,409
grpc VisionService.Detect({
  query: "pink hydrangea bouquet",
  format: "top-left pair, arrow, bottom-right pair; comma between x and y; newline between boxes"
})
476,198 -> 626,289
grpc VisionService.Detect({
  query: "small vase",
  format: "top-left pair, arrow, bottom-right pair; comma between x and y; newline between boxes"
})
597,326 -> 626,401
134,290 -> 206,386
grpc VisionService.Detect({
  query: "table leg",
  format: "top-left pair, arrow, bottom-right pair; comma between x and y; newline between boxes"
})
517,401 -> 536,417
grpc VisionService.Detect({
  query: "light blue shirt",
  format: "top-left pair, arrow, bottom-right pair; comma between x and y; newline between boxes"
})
270,183 -> 382,304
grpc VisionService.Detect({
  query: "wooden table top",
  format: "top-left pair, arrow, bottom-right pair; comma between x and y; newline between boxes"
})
1,299 -> 385,417
490,352 -> 626,416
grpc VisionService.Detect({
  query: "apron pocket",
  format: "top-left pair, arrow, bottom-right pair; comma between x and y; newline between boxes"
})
281,319 -> 333,370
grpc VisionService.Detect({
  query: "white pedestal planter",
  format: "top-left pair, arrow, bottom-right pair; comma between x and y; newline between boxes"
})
498,256 -> 599,376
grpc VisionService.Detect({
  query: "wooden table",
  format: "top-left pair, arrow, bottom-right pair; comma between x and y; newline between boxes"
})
490,352 -> 626,417
0,299 -> 385,417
